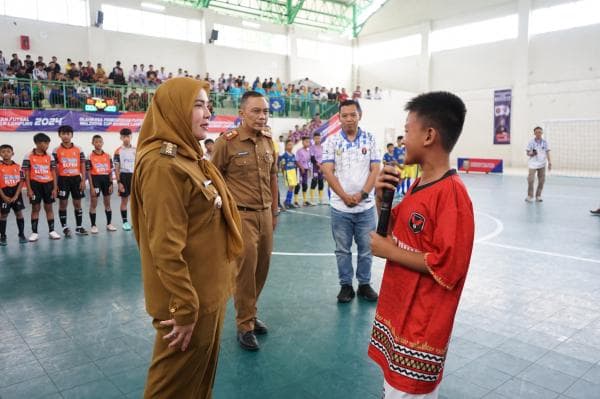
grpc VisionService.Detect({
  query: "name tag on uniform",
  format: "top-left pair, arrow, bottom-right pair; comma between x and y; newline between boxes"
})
237,151 -> 249,156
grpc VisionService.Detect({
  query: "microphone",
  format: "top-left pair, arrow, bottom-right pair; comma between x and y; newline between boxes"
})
376,172 -> 398,237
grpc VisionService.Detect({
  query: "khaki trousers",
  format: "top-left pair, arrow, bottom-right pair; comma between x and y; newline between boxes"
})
527,167 -> 546,198
234,208 -> 273,333
144,304 -> 226,399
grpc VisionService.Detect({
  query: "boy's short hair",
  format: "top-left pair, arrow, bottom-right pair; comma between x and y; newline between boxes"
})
285,139 -> 292,145
120,128 -> 132,136
34,133 -> 51,143
58,125 -> 74,134
404,91 -> 466,153
387,143 -> 394,148
533,126 -> 543,132
397,135 -> 404,140
302,136 -> 310,141
92,135 -> 103,141
0,144 -> 14,152
204,138 -> 214,144
339,99 -> 362,114
313,132 -> 321,137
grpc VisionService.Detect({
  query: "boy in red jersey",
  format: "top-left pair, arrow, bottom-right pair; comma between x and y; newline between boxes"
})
22,133 -> 61,242
0,144 -> 27,245
53,125 -> 88,236
87,135 -> 117,234
368,92 -> 474,399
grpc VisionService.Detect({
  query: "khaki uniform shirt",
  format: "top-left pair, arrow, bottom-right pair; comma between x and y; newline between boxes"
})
211,128 -> 277,210
133,146 -> 236,325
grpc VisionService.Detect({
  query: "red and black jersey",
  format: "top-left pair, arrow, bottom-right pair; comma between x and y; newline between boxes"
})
368,169 -> 475,395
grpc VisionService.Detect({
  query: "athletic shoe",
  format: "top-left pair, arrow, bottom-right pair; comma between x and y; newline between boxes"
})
337,284 -> 355,303
49,231 -> 61,240
357,284 -> 379,302
0,237 -> 7,246
525,197 -> 534,203
63,227 -> 72,237
536,197 -> 543,202
122,222 -> 132,231
293,202 -> 300,208
590,209 -> 600,215
29,233 -> 39,242
107,224 -> 117,231
18,235 -> 28,244
75,227 -> 89,236
90,226 -> 99,234
304,201 -> 314,207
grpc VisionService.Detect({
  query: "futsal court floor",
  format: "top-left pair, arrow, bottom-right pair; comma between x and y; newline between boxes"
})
1,173 -> 599,399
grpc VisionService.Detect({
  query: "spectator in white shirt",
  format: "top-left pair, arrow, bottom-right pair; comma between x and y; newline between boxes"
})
374,87 -> 382,100
525,126 -> 552,202
157,66 -> 167,82
0,50 -> 7,74
128,65 -> 140,85
33,64 -> 48,80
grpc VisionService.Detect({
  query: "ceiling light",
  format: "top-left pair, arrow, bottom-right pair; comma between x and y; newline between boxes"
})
141,2 -> 165,12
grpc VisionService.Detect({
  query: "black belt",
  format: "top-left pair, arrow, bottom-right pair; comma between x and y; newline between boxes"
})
237,206 -> 269,212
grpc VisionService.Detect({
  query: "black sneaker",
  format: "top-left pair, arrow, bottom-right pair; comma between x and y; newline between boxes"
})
337,284 -> 355,303
253,318 -> 268,335
75,227 -> 89,236
591,209 -> 600,215
63,227 -> 72,238
237,331 -> 260,351
357,284 -> 379,302
18,235 -> 28,244
0,236 -> 7,246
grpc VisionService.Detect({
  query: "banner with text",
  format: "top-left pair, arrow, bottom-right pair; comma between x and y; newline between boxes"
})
493,89 -> 511,145
0,110 -> 239,134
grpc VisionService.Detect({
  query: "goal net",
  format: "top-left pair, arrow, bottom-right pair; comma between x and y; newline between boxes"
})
542,119 -> 600,178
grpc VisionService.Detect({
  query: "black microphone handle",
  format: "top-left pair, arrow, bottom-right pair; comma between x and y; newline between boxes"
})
376,188 -> 396,237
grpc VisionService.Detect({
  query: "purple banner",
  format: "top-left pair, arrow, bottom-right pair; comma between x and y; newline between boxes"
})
493,89 -> 511,145
0,109 -> 145,132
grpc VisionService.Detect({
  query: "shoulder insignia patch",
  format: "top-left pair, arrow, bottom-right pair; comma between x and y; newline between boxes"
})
261,127 -> 272,138
224,130 -> 239,141
160,141 -> 178,157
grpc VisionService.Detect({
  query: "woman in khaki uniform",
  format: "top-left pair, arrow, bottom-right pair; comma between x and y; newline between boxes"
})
131,78 -> 243,399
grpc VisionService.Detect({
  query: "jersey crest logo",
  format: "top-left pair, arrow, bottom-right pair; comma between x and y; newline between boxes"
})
408,212 -> 425,234
362,147 -> 367,155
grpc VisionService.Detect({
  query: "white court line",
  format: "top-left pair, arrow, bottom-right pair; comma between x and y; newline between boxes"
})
278,208 -> 600,264
477,241 -> 600,264
284,209 -> 331,219
474,211 -> 504,243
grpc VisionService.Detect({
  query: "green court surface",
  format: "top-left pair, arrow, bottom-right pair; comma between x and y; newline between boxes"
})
1,174 -> 599,398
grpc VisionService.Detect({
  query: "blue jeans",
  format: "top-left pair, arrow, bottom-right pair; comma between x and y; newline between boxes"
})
331,207 -> 376,286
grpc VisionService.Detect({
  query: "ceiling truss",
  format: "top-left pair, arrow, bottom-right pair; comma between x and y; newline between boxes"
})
163,0 -> 386,36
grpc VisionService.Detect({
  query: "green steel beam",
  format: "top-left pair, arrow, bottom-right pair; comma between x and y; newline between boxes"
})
286,0 -> 305,24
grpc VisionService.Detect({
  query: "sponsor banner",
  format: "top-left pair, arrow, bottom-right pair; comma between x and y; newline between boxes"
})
457,157 -> 503,174
493,89 -> 511,145
0,110 -> 239,133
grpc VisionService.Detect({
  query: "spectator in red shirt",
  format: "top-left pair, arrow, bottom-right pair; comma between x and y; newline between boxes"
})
338,88 -> 349,102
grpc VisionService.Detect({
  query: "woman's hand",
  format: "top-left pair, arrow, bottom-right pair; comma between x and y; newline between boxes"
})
161,319 -> 196,351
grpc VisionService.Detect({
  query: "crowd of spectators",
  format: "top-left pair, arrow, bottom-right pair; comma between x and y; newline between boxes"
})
0,51 -> 383,113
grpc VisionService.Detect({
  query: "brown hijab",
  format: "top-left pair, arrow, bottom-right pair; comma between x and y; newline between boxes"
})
131,77 -> 243,260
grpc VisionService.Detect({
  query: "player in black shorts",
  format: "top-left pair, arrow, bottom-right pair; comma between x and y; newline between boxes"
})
87,135 -> 117,233
0,144 -> 27,245
53,125 -> 88,236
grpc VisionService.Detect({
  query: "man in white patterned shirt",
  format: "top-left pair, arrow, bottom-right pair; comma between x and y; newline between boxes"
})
525,126 -> 552,202
322,100 -> 382,303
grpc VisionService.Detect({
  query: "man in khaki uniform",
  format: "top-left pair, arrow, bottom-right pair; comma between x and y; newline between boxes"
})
211,91 -> 279,351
